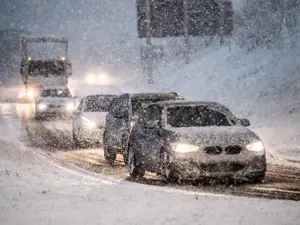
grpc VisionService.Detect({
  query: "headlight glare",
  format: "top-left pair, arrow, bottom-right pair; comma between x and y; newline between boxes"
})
66,103 -> 74,112
246,140 -> 265,152
171,143 -> 199,153
37,103 -> 47,111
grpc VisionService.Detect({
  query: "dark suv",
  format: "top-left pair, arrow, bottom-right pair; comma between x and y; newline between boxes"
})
103,92 -> 185,164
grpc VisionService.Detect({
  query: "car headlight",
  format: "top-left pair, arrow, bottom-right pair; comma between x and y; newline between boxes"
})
37,103 -> 47,111
246,140 -> 265,152
81,116 -> 96,129
86,73 -> 96,84
171,143 -> 199,153
66,103 -> 74,112
26,89 -> 35,99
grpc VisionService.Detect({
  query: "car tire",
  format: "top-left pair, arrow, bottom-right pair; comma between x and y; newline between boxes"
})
122,151 -> 128,165
72,131 -> 81,148
104,147 -> 116,164
246,172 -> 266,184
128,148 -> 145,179
160,151 -> 178,183
35,113 -> 42,120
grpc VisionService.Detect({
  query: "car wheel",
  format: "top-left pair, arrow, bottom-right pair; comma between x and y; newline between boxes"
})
72,130 -> 81,148
122,151 -> 128,165
160,151 -> 178,183
35,112 -> 42,120
128,148 -> 145,179
104,147 -> 116,164
246,172 -> 266,184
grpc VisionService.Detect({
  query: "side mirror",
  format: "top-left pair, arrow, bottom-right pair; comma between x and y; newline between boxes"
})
238,118 -> 251,127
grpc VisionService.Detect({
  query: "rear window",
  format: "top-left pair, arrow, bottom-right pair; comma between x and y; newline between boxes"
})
167,106 -> 233,127
41,88 -> 71,98
83,96 -> 115,112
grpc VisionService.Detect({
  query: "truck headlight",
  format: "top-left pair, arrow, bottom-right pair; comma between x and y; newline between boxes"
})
171,143 -> 199,153
26,89 -> 35,99
86,73 -> 96,84
37,103 -> 47,111
246,140 -> 265,152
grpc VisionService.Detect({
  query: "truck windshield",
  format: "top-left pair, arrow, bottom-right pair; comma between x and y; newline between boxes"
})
28,60 -> 65,76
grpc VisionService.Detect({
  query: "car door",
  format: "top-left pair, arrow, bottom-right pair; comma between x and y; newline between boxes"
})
72,98 -> 85,134
105,94 -> 130,151
136,105 -> 163,171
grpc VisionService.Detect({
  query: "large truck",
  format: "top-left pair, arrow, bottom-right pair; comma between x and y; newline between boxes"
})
19,37 -> 72,103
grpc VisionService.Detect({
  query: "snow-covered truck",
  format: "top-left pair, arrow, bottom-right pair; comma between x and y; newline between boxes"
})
19,37 -> 72,103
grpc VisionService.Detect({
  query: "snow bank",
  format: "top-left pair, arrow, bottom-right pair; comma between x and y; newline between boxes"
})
1,139 -> 300,225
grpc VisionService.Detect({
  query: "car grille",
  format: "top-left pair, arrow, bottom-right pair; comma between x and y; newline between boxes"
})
224,145 -> 242,155
203,145 -> 243,155
48,104 -> 63,108
204,146 -> 222,155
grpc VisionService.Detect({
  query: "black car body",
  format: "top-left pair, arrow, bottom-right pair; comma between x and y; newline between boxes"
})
103,92 -> 185,164
127,101 -> 267,183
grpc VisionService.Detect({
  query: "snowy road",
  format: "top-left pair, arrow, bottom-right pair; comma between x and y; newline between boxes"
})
1,116 -> 300,225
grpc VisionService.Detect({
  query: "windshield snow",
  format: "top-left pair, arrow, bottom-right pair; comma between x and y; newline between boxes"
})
167,106 -> 234,127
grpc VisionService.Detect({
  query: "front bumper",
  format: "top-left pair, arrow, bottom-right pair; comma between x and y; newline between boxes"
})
168,151 -> 267,180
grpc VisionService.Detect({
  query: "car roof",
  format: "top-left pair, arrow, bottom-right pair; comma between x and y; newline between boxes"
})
148,100 -> 237,119
123,92 -> 183,99
85,94 -> 117,99
40,85 -> 68,90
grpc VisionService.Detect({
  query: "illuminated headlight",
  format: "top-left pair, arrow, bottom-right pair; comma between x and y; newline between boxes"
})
86,73 -> 96,84
66,103 -> 74,112
171,143 -> 199,153
26,89 -> 35,99
246,140 -> 265,152
37,103 -> 47,111
81,116 -> 96,129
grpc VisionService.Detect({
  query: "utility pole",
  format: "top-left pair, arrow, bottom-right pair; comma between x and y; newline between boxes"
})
183,0 -> 190,64
145,0 -> 154,84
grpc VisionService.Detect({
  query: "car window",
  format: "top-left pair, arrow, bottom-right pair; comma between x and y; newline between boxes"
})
83,97 -> 115,112
41,88 -> 72,98
145,105 -> 161,122
110,95 -> 129,115
166,106 -> 233,127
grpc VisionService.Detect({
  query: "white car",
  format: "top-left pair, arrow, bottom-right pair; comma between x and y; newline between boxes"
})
35,85 -> 75,120
72,94 -> 116,147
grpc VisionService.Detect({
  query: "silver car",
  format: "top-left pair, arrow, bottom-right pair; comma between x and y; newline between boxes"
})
72,94 -> 116,147
127,101 -> 267,183
35,85 -> 75,120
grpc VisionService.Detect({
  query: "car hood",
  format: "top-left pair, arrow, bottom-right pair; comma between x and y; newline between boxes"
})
81,112 -> 108,127
165,126 -> 260,146
37,97 -> 73,105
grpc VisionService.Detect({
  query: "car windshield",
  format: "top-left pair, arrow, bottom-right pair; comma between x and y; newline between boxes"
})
131,95 -> 176,114
166,105 -> 234,127
83,96 -> 115,112
41,88 -> 71,98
